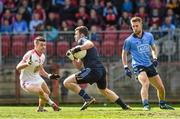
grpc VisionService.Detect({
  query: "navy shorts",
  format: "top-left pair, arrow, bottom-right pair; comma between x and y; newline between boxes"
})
133,65 -> 158,78
75,67 -> 107,89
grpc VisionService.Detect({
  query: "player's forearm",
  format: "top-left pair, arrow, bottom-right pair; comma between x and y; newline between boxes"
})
16,62 -> 29,71
151,45 -> 158,59
39,67 -> 49,78
122,50 -> 128,67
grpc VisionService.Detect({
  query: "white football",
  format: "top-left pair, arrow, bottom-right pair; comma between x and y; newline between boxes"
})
73,50 -> 87,59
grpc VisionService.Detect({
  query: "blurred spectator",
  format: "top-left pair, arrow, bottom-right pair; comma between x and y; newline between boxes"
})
60,20 -> 71,31
18,0 -> 32,24
44,23 -> 59,42
89,25 -> 102,43
105,6 -> 117,26
1,9 -> 15,25
46,12 -> 59,28
75,6 -> 89,25
0,18 -> 13,33
135,6 -> 149,29
118,11 -> 131,30
161,16 -> 176,37
59,0 -> 75,21
166,8 -> 179,26
4,0 -> 16,12
87,9 -> 102,28
103,1 -> 118,17
52,0 -> 65,7
89,0 -> 104,15
166,0 -> 178,11
148,0 -> 165,17
13,13 -> 28,34
121,0 -> 133,13
0,0 -> 4,15
34,23 -> 45,36
136,0 -> 147,8
29,13 -> 43,33
76,18 -> 85,27
33,3 -> 46,21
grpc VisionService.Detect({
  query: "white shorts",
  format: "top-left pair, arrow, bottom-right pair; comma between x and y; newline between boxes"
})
20,77 -> 45,92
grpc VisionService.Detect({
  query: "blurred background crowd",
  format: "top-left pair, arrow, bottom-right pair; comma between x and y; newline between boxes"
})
0,0 -> 179,36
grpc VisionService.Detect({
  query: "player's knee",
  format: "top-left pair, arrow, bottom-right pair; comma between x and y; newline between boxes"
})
38,89 -> 44,96
63,80 -> 69,88
99,88 -> 108,96
142,80 -> 149,87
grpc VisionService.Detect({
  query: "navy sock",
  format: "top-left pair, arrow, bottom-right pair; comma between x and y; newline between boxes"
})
143,99 -> 149,106
115,98 -> 127,109
159,100 -> 166,105
79,89 -> 91,100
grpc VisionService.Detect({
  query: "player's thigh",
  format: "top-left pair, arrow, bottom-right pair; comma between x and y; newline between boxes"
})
41,82 -> 50,95
23,83 -> 42,95
74,68 -> 98,84
138,71 -> 150,85
149,75 -> 164,89
63,74 -> 77,84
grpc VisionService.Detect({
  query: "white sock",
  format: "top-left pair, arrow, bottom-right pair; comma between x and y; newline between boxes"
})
47,99 -> 54,106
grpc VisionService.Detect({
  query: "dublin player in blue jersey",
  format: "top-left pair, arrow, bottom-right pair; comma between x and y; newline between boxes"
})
64,26 -> 131,111
122,17 -> 174,110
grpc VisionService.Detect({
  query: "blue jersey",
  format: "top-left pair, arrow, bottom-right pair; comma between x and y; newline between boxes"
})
123,32 -> 155,68
78,37 -> 104,68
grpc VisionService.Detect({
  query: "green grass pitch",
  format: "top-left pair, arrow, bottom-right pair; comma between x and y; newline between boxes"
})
0,104 -> 180,119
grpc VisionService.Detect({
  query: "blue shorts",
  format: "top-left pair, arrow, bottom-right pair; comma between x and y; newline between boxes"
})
133,65 -> 158,78
75,67 -> 106,89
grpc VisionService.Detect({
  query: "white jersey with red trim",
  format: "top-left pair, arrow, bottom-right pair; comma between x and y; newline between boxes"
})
20,49 -> 45,81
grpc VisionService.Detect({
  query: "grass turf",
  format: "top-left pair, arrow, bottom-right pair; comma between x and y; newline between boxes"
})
0,104 -> 179,119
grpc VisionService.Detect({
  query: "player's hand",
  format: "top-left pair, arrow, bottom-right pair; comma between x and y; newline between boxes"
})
70,46 -> 81,54
153,58 -> 158,67
124,67 -> 132,78
48,74 -> 61,80
66,50 -> 75,61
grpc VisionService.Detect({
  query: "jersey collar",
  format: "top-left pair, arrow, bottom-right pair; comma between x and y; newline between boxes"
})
34,49 -> 42,57
133,31 -> 144,39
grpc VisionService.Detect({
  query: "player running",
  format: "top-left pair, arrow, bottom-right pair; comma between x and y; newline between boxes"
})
122,17 -> 174,110
16,36 -> 60,112
64,26 -> 131,111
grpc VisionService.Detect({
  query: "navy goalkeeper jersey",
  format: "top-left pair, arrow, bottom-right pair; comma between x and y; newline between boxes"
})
78,37 -> 104,68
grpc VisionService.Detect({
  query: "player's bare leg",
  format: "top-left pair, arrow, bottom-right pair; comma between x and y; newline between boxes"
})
64,74 -> 95,110
99,88 -> 131,110
24,84 -> 60,111
138,72 -> 151,110
149,75 -> 174,110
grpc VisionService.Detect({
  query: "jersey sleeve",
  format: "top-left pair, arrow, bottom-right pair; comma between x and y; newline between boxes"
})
123,39 -> 131,52
22,51 -> 32,63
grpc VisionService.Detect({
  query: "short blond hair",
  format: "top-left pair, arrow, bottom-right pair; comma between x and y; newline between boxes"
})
130,17 -> 143,24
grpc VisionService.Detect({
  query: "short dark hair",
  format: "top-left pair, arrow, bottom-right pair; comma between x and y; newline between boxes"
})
130,17 -> 143,24
34,36 -> 45,45
75,26 -> 89,36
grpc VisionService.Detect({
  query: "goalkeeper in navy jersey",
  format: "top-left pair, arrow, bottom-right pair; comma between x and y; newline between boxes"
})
64,26 -> 131,111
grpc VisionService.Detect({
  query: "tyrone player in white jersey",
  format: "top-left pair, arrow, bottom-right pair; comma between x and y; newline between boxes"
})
16,36 -> 60,112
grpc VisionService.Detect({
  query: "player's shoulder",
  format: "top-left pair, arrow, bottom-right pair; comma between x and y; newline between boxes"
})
125,33 -> 134,42
24,49 -> 35,56
144,31 -> 153,37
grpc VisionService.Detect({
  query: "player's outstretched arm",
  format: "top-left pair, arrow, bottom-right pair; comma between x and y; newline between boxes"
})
16,55 -> 32,71
39,66 -> 60,80
16,60 -> 29,71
